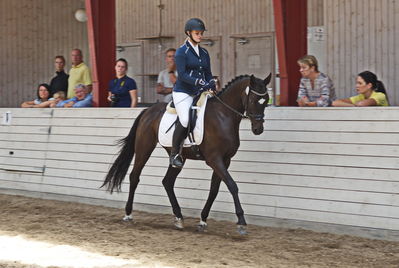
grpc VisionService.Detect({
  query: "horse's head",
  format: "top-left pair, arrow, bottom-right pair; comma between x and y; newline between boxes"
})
242,73 -> 272,135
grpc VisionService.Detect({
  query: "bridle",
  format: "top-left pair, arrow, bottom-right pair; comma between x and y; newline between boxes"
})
244,86 -> 268,122
213,84 -> 267,121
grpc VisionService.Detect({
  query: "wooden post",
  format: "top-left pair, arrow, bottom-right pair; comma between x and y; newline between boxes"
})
85,0 -> 116,107
273,0 -> 307,106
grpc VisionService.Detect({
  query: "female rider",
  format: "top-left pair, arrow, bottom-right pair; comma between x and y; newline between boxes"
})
170,18 -> 216,168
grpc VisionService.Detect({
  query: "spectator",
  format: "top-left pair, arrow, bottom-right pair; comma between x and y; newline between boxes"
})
49,91 -> 66,108
297,55 -> 336,107
21,83 -> 53,108
49,55 -> 68,96
107,58 -> 138,107
67,49 -> 92,99
156,48 -> 177,103
332,71 -> 389,107
59,84 -> 92,108
30,90 -> 66,108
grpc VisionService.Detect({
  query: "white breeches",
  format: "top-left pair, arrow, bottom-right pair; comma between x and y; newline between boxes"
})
172,91 -> 194,128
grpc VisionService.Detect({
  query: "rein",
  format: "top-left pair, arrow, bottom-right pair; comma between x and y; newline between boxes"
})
213,93 -> 248,119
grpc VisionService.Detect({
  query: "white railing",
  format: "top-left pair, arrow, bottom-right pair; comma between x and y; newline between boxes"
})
1,107 -> 398,240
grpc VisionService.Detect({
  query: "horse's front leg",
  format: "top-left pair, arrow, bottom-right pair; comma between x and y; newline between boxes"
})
162,164 -> 184,229
198,159 -> 230,231
197,171 -> 221,231
206,158 -> 247,235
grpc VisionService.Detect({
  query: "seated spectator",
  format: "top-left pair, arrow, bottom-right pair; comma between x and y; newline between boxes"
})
296,55 -> 336,107
58,84 -> 92,108
29,91 -> 66,108
332,71 -> 389,107
156,48 -> 177,103
49,55 -> 68,96
107,58 -> 138,107
49,91 -> 66,108
21,84 -> 53,108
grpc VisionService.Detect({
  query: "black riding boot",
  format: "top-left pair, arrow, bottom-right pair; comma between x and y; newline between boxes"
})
170,120 -> 188,169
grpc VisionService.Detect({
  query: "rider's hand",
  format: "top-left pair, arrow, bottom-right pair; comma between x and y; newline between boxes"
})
197,79 -> 206,86
201,79 -> 216,91
208,79 -> 216,90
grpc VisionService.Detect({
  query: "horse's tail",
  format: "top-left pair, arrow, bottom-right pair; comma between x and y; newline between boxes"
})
101,109 -> 147,193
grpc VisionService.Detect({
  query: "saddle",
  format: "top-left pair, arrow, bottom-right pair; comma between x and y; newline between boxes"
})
162,92 -> 211,159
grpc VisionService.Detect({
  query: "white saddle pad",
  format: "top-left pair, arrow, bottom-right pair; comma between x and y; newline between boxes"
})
158,94 -> 210,147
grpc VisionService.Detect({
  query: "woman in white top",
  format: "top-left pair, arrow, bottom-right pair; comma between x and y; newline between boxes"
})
21,83 -> 54,108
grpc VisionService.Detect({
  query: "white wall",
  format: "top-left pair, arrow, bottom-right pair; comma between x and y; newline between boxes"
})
1,107 -> 399,240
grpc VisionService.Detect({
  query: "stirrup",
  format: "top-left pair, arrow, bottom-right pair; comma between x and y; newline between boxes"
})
170,154 -> 184,169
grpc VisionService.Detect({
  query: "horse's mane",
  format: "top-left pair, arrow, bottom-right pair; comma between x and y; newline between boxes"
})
217,75 -> 250,96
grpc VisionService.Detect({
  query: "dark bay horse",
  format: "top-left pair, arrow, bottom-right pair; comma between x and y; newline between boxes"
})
102,74 -> 271,234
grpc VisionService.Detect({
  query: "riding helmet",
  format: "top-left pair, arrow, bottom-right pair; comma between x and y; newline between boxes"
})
184,18 -> 206,33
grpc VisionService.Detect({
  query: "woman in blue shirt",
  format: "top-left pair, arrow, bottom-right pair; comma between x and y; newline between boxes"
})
108,58 -> 138,107
170,18 -> 216,168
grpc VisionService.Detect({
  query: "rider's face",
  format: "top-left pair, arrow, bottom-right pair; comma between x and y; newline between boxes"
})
190,30 -> 203,43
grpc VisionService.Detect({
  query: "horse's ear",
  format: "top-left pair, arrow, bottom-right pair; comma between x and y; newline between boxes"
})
250,74 -> 256,85
264,73 -> 272,85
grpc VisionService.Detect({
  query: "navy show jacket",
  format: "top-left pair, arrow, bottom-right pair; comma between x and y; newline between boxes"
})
174,40 -> 213,95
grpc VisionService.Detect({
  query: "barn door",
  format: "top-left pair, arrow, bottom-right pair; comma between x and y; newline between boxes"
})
234,35 -> 274,87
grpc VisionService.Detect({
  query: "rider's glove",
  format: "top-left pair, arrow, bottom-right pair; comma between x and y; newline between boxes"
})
201,79 -> 216,91
208,79 -> 217,91
197,79 -> 207,86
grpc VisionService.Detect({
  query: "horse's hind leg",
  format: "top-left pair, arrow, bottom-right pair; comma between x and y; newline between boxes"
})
162,164 -> 185,229
124,139 -> 157,220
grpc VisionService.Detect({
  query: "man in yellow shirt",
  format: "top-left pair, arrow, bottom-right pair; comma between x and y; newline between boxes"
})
67,49 -> 92,99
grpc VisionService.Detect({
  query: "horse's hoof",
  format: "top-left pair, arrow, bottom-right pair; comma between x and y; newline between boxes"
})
237,225 -> 247,235
122,214 -> 133,221
174,217 -> 184,230
197,220 -> 208,232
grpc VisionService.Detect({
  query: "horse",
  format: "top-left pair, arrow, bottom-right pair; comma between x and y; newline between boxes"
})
102,73 -> 271,234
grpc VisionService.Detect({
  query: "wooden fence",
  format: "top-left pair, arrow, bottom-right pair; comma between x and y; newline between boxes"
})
1,107 -> 398,240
